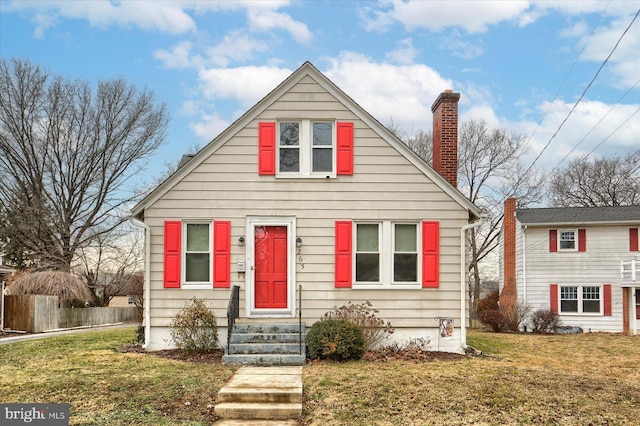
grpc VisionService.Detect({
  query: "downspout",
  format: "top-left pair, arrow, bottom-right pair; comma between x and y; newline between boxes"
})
1,280 -> 5,332
522,225 -> 527,304
129,217 -> 151,349
461,217 -> 483,349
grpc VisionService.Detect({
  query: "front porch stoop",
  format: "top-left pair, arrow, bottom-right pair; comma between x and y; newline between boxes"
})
214,366 -> 302,425
223,322 -> 306,366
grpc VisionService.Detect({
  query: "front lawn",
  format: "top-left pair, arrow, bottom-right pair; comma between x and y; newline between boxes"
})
1,328 -> 638,425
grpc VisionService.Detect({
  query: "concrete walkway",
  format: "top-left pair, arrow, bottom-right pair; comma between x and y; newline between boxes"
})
0,323 -> 138,344
214,366 -> 303,425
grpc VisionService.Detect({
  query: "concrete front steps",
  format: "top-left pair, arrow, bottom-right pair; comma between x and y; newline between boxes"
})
223,322 -> 306,366
214,366 -> 302,425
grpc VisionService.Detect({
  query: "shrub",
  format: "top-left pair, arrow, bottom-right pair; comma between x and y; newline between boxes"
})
306,319 -> 366,361
500,301 -> 531,332
477,289 -> 499,314
322,301 -> 394,350
479,309 -> 509,332
529,309 -> 560,334
169,298 -> 219,353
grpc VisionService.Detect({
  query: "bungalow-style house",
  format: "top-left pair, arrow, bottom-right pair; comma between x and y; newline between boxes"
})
500,198 -> 640,334
131,62 -> 481,355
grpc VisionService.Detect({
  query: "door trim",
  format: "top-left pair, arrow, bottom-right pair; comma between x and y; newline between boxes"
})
245,216 -> 296,317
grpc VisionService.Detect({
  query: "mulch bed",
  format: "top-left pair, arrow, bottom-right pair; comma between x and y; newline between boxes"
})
120,344 -> 465,364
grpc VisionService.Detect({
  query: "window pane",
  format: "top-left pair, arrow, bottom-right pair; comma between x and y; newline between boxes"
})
313,122 -> 332,146
395,224 -> 417,252
583,286 -> 599,300
280,122 -> 299,146
187,224 -> 209,251
279,148 -> 299,172
583,300 -> 600,313
356,253 -> 379,282
561,300 -> 578,312
394,253 -> 417,282
357,224 -> 378,251
186,253 -> 209,282
312,148 -> 333,172
561,286 -> 577,300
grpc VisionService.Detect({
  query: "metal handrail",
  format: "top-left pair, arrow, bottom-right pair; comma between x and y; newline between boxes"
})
298,284 -> 303,355
226,285 -> 240,354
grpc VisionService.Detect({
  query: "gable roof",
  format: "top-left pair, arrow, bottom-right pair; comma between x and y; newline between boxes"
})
516,205 -> 640,226
131,61 -> 480,219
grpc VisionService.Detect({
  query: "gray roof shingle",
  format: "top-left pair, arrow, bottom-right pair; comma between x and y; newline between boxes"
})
516,205 -> 640,225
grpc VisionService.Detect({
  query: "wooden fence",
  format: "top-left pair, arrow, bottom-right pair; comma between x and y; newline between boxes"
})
3,295 -> 138,333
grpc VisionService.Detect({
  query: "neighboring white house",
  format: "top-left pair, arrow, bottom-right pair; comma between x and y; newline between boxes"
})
131,62 -> 481,353
500,198 -> 640,334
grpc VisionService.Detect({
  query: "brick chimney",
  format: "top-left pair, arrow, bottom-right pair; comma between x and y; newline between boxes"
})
500,197 -> 517,309
431,90 -> 460,187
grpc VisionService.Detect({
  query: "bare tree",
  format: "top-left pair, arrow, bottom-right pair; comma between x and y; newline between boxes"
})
394,119 -> 544,324
0,58 -> 169,271
548,153 -> 640,207
74,223 -> 144,306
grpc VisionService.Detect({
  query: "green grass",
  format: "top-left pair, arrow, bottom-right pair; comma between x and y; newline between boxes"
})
0,329 -> 237,425
2,328 -> 639,425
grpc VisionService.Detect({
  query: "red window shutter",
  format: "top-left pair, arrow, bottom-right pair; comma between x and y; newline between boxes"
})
213,221 -> 231,288
164,221 -> 181,288
630,228 -> 639,252
549,229 -> 558,252
335,221 -> 352,288
603,284 -> 612,316
336,122 -> 354,175
550,284 -> 558,313
422,221 -> 440,288
258,122 -> 276,175
578,229 -> 586,252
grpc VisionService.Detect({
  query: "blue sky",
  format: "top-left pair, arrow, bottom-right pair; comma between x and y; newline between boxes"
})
1,0 -> 639,191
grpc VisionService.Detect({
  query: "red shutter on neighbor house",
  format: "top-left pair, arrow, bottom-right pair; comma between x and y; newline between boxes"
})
335,221 -> 352,288
550,284 -> 558,313
578,229 -> 586,252
603,284 -> 612,316
549,230 -> 558,252
336,122 -> 354,175
422,221 -> 440,288
258,122 -> 276,175
213,220 -> 231,288
630,228 -> 639,251
164,221 -> 181,288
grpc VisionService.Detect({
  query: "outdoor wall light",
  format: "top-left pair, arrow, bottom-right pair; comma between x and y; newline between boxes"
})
238,236 -> 245,247
296,237 -> 302,248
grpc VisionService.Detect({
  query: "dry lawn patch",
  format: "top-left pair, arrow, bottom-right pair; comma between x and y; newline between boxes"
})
302,330 -> 640,425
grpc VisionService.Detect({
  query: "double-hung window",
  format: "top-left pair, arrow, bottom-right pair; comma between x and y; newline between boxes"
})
184,223 -> 211,284
559,285 -> 601,314
559,230 -> 576,250
278,120 -> 335,176
354,222 -> 419,287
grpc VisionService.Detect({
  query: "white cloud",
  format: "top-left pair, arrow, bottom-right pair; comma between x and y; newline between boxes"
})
154,41 -> 204,70
189,111 -> 230,142
205,32 -> 270,67
515,99 -> 640,170
385,38 -> 419,64
438,31 -> 485,59
247,9 -> 312,44
361,0 -> 530,33
197,65 -> 293,107
323,52 -> 454,133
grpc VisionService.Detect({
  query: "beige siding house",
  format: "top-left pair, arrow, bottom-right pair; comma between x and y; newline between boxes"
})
132,62 -> 481,354
500,198 -> 640,334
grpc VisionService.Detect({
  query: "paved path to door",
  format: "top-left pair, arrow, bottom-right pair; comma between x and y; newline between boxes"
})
0,323 -> 138,344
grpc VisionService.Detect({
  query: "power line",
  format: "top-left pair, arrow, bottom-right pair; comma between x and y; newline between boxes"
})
520,7 -> 640,182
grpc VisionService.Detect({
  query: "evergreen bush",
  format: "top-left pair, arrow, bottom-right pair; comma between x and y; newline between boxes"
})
306,319 -> 366,361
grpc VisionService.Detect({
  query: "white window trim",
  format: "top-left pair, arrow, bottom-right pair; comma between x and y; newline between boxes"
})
558,229 -> 577,251
276,119 -> 337,178
182,221 -> 213,289
353,221 -> 421,289
558,284 -> 603,316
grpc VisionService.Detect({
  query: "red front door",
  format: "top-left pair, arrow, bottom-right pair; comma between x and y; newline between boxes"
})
254,226 -> 288,309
